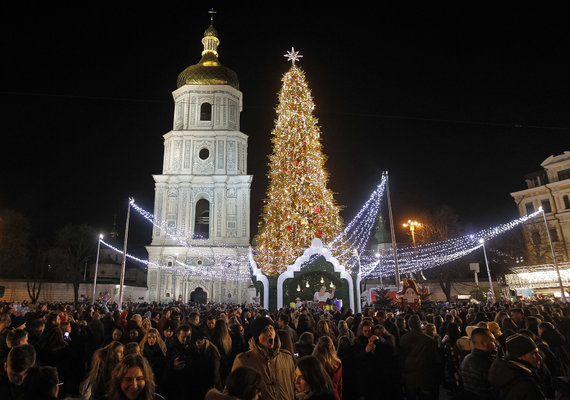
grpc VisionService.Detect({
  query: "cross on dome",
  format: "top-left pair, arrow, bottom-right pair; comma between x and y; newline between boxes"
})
208,8 -> 216,22
284,47 -> 303,65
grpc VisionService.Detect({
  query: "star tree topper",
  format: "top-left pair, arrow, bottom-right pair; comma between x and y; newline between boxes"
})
284,47 -> 303,65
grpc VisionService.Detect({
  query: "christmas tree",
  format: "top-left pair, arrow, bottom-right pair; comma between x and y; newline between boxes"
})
255,49 -> 346,275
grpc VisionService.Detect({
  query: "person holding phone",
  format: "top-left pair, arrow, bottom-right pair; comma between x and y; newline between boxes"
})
163,325 -> 198,400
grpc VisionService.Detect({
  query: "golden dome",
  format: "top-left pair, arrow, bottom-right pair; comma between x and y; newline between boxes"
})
176,21 -> 239,90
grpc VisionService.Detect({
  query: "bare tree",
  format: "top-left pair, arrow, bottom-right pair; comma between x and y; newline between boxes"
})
0,209 -> 32,278
50,224 -> 96,302
409,205 -> 465,303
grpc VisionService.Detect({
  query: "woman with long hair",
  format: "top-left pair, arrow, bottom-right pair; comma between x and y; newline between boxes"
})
139,327 -> 166,385
81,341 -> 125,400
494,310 -> 510,327
501,317 -> 519,336
315,320 -> 336,347
295,355 -> 336,400
211,318 -> 233,385
141,317 -> 152,334
108,354 -> 164,400
337,320 -> 354,345
313,336 -> 342,400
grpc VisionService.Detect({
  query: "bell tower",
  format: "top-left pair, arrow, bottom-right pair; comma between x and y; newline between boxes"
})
146,12 -> 252,303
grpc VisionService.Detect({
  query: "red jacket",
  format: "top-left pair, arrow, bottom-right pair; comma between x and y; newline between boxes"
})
327,362 -> 343,400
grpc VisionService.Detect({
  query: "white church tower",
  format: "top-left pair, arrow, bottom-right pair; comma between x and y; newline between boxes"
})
146,14 -> 253,304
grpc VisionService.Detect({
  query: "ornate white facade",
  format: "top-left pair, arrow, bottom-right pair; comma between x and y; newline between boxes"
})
510,151 -> 570,264
146,19 -> 253,303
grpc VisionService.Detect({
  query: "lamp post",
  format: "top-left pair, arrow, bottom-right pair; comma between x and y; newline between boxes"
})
92,234 -> 103,305
386,173 -> 401,289
118,198 -> 132,311
403,220 -> 422,247
403,220 -> 422,277
540,207 -> 567,303
173,253 -> 178,303
479,239 -> 495,301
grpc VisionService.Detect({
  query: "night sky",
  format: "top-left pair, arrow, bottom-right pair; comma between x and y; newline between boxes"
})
1,3 -> 569,256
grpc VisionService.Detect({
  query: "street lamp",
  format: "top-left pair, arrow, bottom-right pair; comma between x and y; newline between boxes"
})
539,206 -> 567,303
173,253 -> 178,303
402,220 -> 422,247
92,234 -> 103,305
403,220 -> 422,276
479,238 -> 495,302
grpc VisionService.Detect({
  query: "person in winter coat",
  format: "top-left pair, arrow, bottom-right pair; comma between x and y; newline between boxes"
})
352,321 -> 402,400
138,328 -> 166,391
232,316 -> 296,400
194,332 -> 222,400
459,327 -> 498,400
488,333 -> 546,400
162,325 -> 198,400
399,315 -> 438,400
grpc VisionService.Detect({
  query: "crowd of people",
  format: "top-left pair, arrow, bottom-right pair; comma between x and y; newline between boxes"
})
0,296 -> 569,400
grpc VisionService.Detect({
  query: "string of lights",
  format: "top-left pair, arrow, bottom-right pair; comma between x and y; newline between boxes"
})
360,209 -> 543,279
128,192 -> 542,280
100,239 -> 252,281
329,173 -> 387,258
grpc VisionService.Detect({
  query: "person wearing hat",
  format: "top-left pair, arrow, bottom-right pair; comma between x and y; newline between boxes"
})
10,316 -> 27,331
488,333 -> 546,400
232,316 -> 295,400
193,329 -> 222,400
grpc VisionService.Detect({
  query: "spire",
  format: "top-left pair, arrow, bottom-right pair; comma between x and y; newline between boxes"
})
202,9 -> 220,59
110,213 -> 119,241
176,10 -> 239,89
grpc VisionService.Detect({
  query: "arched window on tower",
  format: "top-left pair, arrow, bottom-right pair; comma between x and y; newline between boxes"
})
200,102 -> 212,121
194,199 -> 210,239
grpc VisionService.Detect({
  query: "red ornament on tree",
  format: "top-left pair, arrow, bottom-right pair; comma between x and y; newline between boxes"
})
287,225 -> 293,231
317,229 -> 323,236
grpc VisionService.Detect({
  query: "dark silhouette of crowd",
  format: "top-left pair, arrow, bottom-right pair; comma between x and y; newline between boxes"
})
0,297 -> 570,400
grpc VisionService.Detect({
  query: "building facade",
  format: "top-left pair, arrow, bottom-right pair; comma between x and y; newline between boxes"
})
145,18 -> 253,303
509,151 -> 570,295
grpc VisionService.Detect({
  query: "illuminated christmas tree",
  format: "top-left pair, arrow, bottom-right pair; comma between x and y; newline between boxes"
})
255,48 -> 345,275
